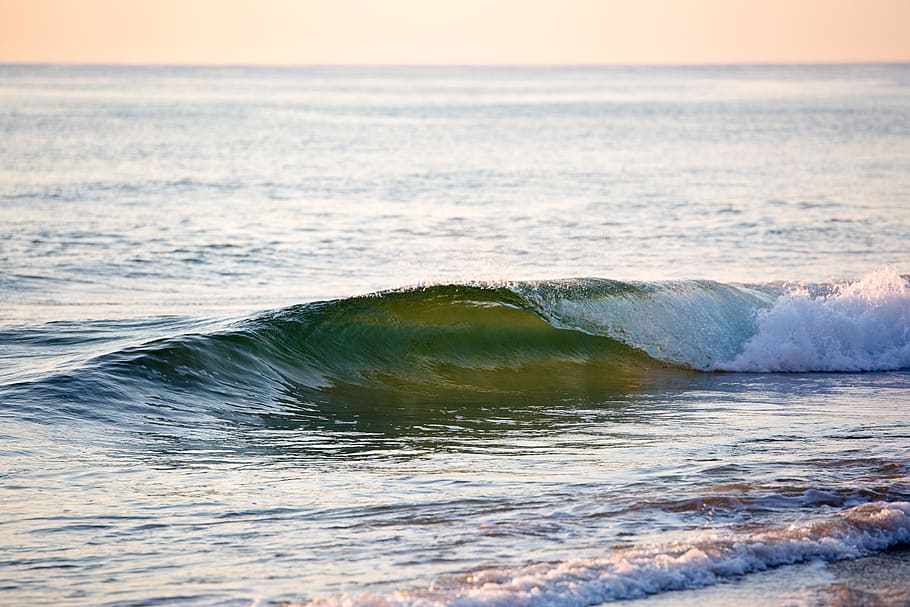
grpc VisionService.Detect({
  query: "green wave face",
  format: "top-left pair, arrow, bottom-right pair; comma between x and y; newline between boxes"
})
44,280 -> 770,430
247,284 -> 679,404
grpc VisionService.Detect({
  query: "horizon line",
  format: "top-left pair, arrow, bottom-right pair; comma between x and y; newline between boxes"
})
3,59 -> 910,69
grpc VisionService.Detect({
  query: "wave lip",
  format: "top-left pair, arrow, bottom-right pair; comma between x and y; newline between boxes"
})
715,266 -> 910,372
297,501 -> 910,607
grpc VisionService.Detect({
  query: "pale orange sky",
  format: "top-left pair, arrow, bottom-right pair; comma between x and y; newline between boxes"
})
1,0 -> 908,65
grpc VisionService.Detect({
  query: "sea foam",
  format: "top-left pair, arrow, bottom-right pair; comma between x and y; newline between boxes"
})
296,501 -> 910,607
716,266 -> 910,372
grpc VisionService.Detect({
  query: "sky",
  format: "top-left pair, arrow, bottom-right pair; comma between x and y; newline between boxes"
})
1,0 -> 909,65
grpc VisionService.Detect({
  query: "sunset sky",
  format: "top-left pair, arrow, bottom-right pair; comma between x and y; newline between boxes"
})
1,0 -> 909,65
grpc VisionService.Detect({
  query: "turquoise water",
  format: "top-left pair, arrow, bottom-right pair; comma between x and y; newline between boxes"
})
1,65 -> 909,606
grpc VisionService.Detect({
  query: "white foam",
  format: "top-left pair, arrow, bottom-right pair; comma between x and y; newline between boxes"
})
296,501 -> 910,607
715,266 -> 910,372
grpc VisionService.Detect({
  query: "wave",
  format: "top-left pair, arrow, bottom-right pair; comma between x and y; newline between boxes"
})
4,268 -> 908,421
121,266 -> 909,391
113,282 -> 678,402
294,501 -> 910,607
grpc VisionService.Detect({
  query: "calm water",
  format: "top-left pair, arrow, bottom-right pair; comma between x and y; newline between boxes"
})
1,64 -> 909,606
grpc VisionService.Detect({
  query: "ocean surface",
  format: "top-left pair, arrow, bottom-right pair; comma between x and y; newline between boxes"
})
1,64 -> 909,606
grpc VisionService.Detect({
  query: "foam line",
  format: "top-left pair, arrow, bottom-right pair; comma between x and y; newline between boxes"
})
298,501 -> 910,607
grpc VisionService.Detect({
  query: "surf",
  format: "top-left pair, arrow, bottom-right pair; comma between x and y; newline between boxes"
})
3,268 -> 908,426
293,501 -> 910,607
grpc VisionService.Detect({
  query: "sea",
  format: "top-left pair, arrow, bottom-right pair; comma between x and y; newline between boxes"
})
1,64 -> 909,607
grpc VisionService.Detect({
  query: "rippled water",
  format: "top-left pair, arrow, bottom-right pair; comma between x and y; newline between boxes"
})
1,64 -> 909,606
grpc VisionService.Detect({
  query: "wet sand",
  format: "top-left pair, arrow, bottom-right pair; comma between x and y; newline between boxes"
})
817,546 -> 910,607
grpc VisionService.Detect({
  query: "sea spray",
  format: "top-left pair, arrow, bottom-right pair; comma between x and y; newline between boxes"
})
716,266 -> 910,372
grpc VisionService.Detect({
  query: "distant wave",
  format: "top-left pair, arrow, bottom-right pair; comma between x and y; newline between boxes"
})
295,501 -> 910,606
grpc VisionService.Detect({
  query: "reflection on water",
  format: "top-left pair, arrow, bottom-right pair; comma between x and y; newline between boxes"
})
4,368 -> 909,606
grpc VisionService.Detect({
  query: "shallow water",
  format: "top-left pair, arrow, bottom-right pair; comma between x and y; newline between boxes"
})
1,64 -> 909,606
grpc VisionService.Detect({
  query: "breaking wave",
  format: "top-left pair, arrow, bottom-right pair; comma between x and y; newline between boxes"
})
296,501 -> 910,606
3,268 -> 908,422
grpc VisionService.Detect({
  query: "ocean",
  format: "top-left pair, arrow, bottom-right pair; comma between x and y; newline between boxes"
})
1,64 -> 909,606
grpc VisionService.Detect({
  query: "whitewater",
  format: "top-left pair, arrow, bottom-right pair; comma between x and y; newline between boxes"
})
1,64 -> 909,607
